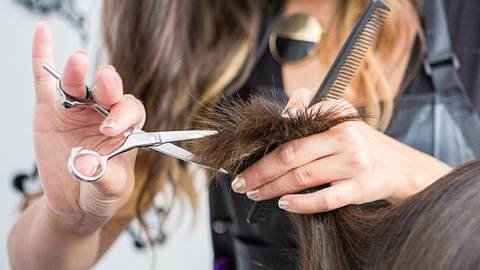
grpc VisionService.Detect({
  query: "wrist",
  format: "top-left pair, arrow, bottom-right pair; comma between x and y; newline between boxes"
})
41,198 -> 105,237
387,142 -> 452,203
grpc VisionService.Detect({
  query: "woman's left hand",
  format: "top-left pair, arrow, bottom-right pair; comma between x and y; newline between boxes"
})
231,89 -> 452,214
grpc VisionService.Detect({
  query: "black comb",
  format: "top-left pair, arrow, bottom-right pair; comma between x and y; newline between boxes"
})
247,0 -> 390,224
309,0 -> 390,104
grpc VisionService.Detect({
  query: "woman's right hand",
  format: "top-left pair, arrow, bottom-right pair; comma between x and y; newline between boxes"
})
32,23 -> 145,234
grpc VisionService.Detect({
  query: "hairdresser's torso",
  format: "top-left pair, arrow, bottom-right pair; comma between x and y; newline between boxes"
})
209,0 -> 480,269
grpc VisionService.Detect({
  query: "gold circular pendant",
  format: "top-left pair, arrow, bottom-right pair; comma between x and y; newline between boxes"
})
269,13 -> 324,65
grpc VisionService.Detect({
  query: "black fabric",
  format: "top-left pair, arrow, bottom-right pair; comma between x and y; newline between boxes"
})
209,1 -> 480,269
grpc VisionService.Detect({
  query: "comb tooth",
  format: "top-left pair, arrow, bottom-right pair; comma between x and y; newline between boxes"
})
348,53 -> 363,60
335,82 -> 349,89
368,20 -> 384,30
328,89 -> 345,99
336,77 -> 350,84
375,10 -> 389,18
340,69 -> 355,77
330,87 -> 344,94
362,30 -> 378,40
365,24 -> 381,33
336,78 -> 349,85
356,41 -> 373,50
350,50 -> 366,58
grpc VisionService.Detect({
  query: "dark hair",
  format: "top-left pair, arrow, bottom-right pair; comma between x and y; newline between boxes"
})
189,95 -> 480,269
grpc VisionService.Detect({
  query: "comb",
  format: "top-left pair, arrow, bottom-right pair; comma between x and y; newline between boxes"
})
247,0 -> 390,224
309,0 -> 390,104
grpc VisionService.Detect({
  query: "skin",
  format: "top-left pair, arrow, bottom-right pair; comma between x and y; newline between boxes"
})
233,88 -> 452,213
8,23 -> 143,270
9,1 -> 452,269
230,0 -> 453,214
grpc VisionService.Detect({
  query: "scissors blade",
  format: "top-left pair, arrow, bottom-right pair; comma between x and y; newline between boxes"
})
150,143 -> 228,174
155,130 -> 218,144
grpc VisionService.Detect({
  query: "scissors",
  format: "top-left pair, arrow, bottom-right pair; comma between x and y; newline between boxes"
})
42,64 -> 227,182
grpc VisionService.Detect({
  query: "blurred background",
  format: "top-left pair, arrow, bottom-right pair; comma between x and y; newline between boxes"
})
0,0 -> 212,269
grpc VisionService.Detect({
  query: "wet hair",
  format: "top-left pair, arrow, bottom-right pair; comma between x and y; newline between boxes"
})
189,95 -> 480,270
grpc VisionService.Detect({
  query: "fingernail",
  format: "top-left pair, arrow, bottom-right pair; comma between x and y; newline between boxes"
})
278,200 -> 289,210
246,189 -> 260,200
281,107 -> 299,118
76,49 -> 88,56
231,175 -> 247,193
37,21 -> 49,26
101,119 -> 117,130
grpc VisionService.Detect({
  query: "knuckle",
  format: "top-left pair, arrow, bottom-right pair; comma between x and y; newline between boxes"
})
349,151 -> 371,174
277,140 -> 301,166
258,185 -> 271,199
323,192 -> 343,211
34,72 -> 51,83
331,122 -> 362,145
291,167 -> 312,189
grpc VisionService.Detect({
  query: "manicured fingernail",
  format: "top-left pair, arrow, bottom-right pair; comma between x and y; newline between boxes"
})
281,107 -> 299,118
231,175 -> 246,193
37,21 -> 49,26
278,200 -> 289,210
101,119 -> 117,130
76,49 -> 88,56
247,189 -> 260,200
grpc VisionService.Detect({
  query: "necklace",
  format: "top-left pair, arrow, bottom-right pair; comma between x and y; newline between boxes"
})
269,13 -> 324,65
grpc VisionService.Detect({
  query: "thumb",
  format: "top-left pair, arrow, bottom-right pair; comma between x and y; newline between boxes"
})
32,22 -> 55,106
282,88 -> 313,117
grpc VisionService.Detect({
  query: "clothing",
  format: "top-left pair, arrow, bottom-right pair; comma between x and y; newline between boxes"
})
210,1 -> 480,269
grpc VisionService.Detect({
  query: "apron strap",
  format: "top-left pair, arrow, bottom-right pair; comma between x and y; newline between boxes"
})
421,0 -> 470,103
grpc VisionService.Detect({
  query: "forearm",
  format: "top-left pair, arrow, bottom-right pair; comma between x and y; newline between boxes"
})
8,198 -> 101,270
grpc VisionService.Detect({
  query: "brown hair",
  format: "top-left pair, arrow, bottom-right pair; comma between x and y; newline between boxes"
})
101,0 -> 262,220
188,95 -> 480,269
100,0 -> 420,238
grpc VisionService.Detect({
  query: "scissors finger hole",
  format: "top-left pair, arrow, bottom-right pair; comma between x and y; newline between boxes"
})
68,147 -> 107,182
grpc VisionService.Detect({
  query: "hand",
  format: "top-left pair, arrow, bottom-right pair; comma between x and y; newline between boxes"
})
231,89 -> 452,214
32,23 -> 145,233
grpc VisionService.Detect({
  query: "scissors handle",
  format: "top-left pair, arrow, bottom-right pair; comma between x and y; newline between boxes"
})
68,147 -> 108,182
43,64 -> 109,114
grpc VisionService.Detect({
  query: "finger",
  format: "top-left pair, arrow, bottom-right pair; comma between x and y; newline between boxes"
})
74,154 -> 101,177
246,154 -> 351,201
93,65 -> 123,108
278,180 -> 363,214
308,99 -> 358,117
99,94 -> 146,137
32,22 -> 55,105
282,88 -> 313,117
233,131 -> 339,193
61,50 -> 90,99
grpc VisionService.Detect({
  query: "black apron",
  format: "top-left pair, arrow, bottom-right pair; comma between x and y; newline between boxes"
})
210,1 -> 480,269
386,0 -> 480,166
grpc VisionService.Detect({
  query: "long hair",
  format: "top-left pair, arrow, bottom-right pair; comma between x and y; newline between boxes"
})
101,0 -> 262,222
101,0 -> 420,237
188,95 -> 480,269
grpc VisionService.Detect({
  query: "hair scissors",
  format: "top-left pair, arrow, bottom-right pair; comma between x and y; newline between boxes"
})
42,64 -> 227,182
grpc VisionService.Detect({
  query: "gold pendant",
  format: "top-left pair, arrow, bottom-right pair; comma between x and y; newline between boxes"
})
269,13 -> 324,65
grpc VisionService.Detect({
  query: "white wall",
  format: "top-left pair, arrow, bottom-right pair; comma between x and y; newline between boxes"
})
0,1 -> 212,269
